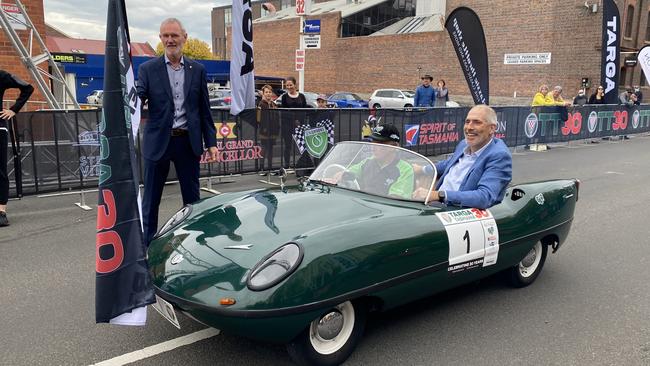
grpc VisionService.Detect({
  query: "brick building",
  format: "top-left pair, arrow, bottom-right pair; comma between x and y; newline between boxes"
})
0,0 -> 47,110
214,0 -> 650,104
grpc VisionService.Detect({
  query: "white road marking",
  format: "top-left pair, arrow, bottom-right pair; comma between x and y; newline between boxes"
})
90,328 -> 220,366
605,171 -> 624,175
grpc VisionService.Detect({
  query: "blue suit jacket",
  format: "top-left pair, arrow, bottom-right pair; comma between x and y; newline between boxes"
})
136,56 -> 217,161
435,138 -> 512,209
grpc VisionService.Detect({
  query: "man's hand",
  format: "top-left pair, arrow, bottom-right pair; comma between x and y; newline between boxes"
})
205,146 -> 219,163
412,187 -> 439,203
0,109 -> 16,120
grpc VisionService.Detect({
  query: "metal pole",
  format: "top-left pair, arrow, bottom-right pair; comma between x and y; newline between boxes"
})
298,15 -> 305,92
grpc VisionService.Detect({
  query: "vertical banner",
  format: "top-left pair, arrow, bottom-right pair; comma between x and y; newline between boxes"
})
230,0 -> 256,116
601,0 -> 620,104
445,7 -> 489,105
637,45 -> 650,85
96,0 -> 154,325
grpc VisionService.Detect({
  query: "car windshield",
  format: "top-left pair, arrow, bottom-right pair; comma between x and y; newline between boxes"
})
309,141 -> 436,202
402,90 -> 415,97
347,93 -> 363,100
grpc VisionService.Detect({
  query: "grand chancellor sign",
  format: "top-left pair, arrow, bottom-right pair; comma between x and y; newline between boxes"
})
504,53 -> 551,65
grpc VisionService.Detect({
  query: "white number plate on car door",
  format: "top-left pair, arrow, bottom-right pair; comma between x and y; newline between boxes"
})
151,295 -> 181,329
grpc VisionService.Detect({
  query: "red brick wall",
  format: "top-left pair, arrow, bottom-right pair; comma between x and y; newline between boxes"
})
248,1 -> 637,103
0,0 -> 47,110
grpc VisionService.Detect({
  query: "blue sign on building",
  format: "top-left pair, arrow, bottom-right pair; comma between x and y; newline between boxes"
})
303,19 -> 321,33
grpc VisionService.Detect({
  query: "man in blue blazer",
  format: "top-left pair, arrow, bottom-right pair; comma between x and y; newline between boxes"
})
418,105 -> 512,209
137,18 -> 218,245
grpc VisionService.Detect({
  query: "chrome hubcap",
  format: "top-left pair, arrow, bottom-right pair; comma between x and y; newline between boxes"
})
316,310 -> 344,340
521,247 -> 537,267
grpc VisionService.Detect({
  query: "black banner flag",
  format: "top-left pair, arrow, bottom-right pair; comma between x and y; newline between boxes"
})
601,0 -> 620,104
95,0 -> 154,324
445,7 -> 489,105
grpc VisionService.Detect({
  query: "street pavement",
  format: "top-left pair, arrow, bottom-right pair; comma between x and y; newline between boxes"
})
1,135 -> 649,366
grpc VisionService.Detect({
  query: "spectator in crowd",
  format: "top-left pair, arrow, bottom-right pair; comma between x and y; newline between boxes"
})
634,86 -> 643,104
619,87 -> 638,107
546,86 -> 571,106
316,94 -> 328,109
414,74 -> 435,107
136,18 -> 218,245
413,105 -> 512,209
588,85 -> 606,104
258,84 -> 279,176
434,79 -> 449,107
280,76 -> 307,170
573,89 -> 588,106
531,84 -> 551,106
0,69 -> 34,227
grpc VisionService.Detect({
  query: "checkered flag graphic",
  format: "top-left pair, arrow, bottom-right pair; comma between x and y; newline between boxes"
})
316,119 -> 335,145
292,124 -> 310,154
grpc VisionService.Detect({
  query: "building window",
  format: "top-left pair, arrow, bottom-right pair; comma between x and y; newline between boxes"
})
625,5 -> 634,38
641,72 -> 647,86
620,66 -> 627,87
281,0 -> 291,9
224,8 -> 232,27
341,1 -> 416,37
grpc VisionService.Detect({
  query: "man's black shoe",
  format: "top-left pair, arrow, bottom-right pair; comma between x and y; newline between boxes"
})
0,212 -> 9,227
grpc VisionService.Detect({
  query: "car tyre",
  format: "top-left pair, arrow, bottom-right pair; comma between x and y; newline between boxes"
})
404,104 -> 413,111
373,103 -> 381,109
506,241 -> 548,288
287,300 -> 367,366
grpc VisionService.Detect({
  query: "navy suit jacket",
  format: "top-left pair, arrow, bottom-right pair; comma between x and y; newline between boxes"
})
435,138 -> 512,209
136,56 -> 216,161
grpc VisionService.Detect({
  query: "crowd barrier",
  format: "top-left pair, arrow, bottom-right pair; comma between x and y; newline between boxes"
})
5,104 -> 650,199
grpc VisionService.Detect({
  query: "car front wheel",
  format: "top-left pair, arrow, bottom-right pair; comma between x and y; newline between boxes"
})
506,240 -> 548,288
373,103 -> 381,109
287,300 -> 367,366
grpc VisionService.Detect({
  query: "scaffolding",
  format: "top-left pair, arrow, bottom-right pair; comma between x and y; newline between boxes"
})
0,0 -> 79,110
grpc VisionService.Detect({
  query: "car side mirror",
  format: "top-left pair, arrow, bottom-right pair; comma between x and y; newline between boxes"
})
398,95 -> 404,99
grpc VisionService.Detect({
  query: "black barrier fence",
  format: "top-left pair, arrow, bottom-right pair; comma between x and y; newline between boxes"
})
6,104 -> 650,198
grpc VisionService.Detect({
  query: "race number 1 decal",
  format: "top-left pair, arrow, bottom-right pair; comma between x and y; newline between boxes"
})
435,208 -> 500,274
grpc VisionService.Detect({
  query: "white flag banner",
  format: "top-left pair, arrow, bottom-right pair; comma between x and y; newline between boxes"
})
638,45 -> 650,86
230,0 -> 256,116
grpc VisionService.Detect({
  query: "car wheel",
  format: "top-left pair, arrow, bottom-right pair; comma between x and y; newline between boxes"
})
373,103 -> 381,109
506,240 -> 548,288
404,104 -> 413,111
286,300 -> 367,366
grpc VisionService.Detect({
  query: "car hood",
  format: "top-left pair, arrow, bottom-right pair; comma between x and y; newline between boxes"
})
148,185 -> 421,295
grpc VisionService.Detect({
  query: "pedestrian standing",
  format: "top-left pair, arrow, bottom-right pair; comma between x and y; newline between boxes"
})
279,76 -> 307,171
136,18 -> 218,245
414,74 -> 435,107
0,69 -> 34,227
434,79 -> 449,107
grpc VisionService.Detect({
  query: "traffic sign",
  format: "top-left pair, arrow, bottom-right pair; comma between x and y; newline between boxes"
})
302,34 -> 321,49
295,0 -> 311,15
295,49 -> 305,71
303,19 -> 321,33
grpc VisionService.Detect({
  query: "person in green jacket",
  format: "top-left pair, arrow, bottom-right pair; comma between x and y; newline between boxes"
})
346,124 -> 414,199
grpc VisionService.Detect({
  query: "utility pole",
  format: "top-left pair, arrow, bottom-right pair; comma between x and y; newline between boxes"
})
295,0 -> 311,92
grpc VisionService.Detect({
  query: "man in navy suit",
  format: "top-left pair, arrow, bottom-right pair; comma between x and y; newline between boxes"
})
416,105 -> 512,209
137,18 -> 218,245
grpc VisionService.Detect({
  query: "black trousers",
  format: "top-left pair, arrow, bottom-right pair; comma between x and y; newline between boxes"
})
0,128 -> 7,205
142,135 -> 200,245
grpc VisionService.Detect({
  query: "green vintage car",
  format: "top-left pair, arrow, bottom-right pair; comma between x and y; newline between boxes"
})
148,141 -> 579,366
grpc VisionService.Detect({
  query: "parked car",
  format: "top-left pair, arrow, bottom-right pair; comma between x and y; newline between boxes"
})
327,92 -> 368,108
209,89 -> 232,108
86,90 -> 103,105
368,89 -> 415,109
149,141 -> 579,366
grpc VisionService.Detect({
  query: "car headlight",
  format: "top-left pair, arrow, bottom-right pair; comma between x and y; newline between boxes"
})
155,205 -> 192,238
247,243 -> 303,291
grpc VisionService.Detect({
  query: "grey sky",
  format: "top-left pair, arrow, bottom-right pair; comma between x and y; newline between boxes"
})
43,0 -> 228,49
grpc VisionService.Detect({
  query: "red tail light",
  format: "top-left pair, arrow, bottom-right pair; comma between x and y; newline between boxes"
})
224,97 -> 232,103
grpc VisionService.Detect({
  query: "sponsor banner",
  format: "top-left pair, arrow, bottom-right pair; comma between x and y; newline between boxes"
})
601,0 -> 620,104
230,0 -> 256,115
95,0 -> 154,325
303,19 -> 320,33
52,53 -> 88,64
445,7 -> 489,105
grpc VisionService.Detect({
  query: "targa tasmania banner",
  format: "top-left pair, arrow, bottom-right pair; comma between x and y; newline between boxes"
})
637,45 -> 650,85
445,7 -> 489,105
230,0 -> 256,115
601,0 -> 620,104
96,0 -> 154,325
